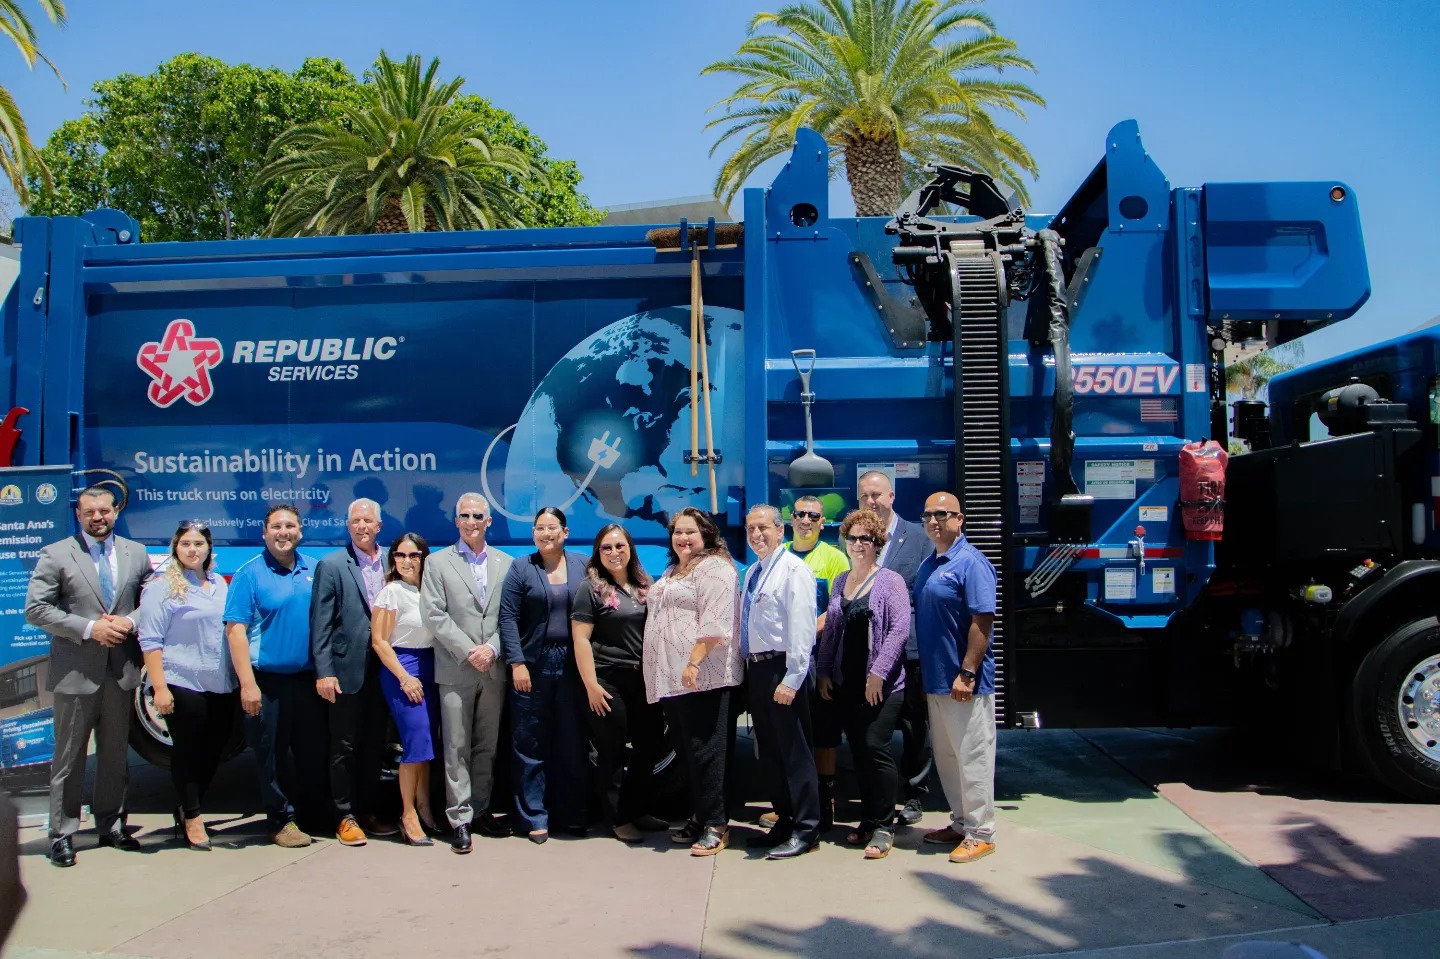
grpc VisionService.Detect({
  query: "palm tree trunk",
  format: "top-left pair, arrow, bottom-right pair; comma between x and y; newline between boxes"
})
373,198 -> 441,233
844,134 -> 904,218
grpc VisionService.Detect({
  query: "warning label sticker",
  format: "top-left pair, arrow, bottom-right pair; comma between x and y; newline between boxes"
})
1186,363 -> 1207,393
1138,506 -> 1169,523
1152,568 -> 1175,594
1104,567 -> 1137,600
1085,460 -> 1137,500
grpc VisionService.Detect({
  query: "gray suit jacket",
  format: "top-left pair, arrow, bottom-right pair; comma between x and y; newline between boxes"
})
881,517 -> 934,661
420,544 -> 513,687
310,544 -> 384,695
26,533 -> 151,695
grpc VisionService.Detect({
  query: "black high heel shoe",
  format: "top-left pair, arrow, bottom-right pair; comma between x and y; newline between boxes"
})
401,819 -> 434,846
173,808 -> 213,851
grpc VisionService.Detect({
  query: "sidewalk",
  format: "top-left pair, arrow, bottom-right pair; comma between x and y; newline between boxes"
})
6,728 -> 1436,958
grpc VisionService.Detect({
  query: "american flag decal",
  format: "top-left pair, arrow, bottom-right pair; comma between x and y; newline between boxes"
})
1140,398 -> 1178,422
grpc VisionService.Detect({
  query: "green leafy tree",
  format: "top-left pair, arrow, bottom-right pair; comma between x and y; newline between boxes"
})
260,53 -> 568,235
28,54 -> 361,240
29,53 -> 601,240
703,0 -> 1043,216
451,94 -> 603,228
2,0 -> 65,203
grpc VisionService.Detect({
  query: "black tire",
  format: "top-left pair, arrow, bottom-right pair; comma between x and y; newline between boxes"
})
1349,617 -> 1440,801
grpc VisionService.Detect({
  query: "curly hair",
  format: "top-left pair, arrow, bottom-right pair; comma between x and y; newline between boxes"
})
839,509 -> 889,550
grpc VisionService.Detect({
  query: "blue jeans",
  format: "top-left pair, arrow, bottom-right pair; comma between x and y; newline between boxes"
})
509,645 -> 588,832
243,669 -> 328,830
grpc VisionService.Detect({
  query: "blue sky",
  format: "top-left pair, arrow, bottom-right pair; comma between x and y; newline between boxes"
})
5,0 -> 1439,361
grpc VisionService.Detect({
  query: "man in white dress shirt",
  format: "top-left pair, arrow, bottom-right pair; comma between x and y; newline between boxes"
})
740,505 -> 821,859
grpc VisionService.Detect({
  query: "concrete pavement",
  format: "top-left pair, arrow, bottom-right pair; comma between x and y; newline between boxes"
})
4,727 -> 1436,958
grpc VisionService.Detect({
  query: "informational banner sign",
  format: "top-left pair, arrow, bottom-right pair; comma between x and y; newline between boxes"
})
0,465 -> 72,777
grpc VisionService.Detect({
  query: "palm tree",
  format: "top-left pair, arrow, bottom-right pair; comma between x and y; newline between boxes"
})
1,0 -> 66,204
1224,353 -> 1292,402
258,52 -> 535,235
703,0 -> 1043,216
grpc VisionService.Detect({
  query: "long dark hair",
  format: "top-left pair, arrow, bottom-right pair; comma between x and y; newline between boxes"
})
385,532 -> 430,584
586,523 -> 650,608
665,507 -> 731,570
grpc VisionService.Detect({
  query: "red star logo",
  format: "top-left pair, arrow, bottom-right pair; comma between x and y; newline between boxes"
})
137,320 -> 224,408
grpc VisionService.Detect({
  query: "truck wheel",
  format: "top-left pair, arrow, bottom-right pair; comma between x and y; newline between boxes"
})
129,678 -> 173,768
1350,617 -> 1440,801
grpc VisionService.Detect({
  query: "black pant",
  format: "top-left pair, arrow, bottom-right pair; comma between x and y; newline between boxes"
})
243,669 -> 329,831
168,687 -> 238,820
663,686 -> 732,828
746,656 -> 820,844
587,665 -> 665,827
839,688 -> 905,826
899,659 -> 931,800
327,657 -> 392,821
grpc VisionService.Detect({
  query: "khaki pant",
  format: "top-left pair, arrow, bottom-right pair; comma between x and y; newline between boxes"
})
926,693 -> 996,843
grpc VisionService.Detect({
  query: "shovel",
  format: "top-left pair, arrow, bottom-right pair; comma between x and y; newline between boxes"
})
788,349 -> 835,488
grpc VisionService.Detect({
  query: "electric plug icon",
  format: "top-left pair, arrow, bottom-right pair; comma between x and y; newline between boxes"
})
587,431 -> 623,469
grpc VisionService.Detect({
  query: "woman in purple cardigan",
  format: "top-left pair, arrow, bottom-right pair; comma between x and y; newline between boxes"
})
817,508 -> 912,860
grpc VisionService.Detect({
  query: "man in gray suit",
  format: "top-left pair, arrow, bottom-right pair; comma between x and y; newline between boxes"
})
25,486 -> 151,867
858,469 -> 935,826
421,493 -> 513,854
310,498 -> 396,846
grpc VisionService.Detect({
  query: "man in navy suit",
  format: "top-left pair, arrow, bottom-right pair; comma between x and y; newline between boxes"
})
311,498 -> 397,845
857,470 -> 933,825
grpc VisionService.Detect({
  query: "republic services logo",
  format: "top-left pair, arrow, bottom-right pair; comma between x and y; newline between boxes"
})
137,319 -> 224,408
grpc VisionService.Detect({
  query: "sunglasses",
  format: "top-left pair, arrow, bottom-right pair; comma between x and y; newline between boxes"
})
394,551 -> 424,560
920,510 -> 960,522
598,543 -> 630,553
457,512 -> 488,521
791,510 -> 823,521
178,520 -> 208,532
844,535 -> 876,545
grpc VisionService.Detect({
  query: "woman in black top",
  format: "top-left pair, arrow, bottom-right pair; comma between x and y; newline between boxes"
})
498,506 -> 589,843
572,524 -> 669,843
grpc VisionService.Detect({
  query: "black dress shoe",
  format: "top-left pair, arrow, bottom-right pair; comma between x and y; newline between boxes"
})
748,828 -> 792,849
899,797 -> 924,826
450,824 -> 472,854
472,814 -> 508,838
49,835 -> 76,867
767,836 -> 818,860
97,826 -> 142,852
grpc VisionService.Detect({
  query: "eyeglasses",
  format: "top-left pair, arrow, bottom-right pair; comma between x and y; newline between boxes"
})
394,551 -> 424,560
457,512 -> 488,521
791,510 -> 823,521
178,520 -> 208,532
598,543 -> 629,553
920,510 -> 960,522
844,535 -> 876,545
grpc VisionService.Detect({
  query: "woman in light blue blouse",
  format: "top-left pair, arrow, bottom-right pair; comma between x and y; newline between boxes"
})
139,521 -> 234,851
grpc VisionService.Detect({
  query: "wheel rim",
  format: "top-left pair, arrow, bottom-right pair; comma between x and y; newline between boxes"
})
1397,652 -> 1440,762
133,677 -> 173,747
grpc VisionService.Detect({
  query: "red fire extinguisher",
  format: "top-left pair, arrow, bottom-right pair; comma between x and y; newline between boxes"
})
1179,440 -> 1227,540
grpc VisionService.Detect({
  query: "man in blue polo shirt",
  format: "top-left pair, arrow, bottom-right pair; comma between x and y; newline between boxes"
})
913,491 -> 998,864
225,504 -> 327,847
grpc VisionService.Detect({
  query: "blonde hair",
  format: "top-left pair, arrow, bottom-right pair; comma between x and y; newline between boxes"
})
166,521 -> 214,599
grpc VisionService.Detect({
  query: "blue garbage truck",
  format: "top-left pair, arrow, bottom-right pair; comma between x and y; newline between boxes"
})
2,120 -> 1436,801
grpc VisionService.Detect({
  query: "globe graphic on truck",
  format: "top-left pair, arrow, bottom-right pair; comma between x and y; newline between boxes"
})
488,306 -> 744,539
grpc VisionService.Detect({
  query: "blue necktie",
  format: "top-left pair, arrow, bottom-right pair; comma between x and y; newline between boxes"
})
740,570 -> 760,659
93,541 -> 115,609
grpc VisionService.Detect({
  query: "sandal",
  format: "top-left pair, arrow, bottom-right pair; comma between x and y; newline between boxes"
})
689,825 -> 729,857
670,818 -> 702,845
864,828 -> 894,860
846,822 -> 878,847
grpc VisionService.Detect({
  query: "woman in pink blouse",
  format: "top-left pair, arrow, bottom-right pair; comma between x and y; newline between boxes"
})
642,507 -> 741,856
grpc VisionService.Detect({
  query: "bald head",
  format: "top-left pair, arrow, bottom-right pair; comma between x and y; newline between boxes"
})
921,491 -> 964,550
857,470 -> 895,523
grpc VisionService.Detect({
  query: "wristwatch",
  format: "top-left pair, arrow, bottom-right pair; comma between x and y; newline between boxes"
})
958,667 -> 978,682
